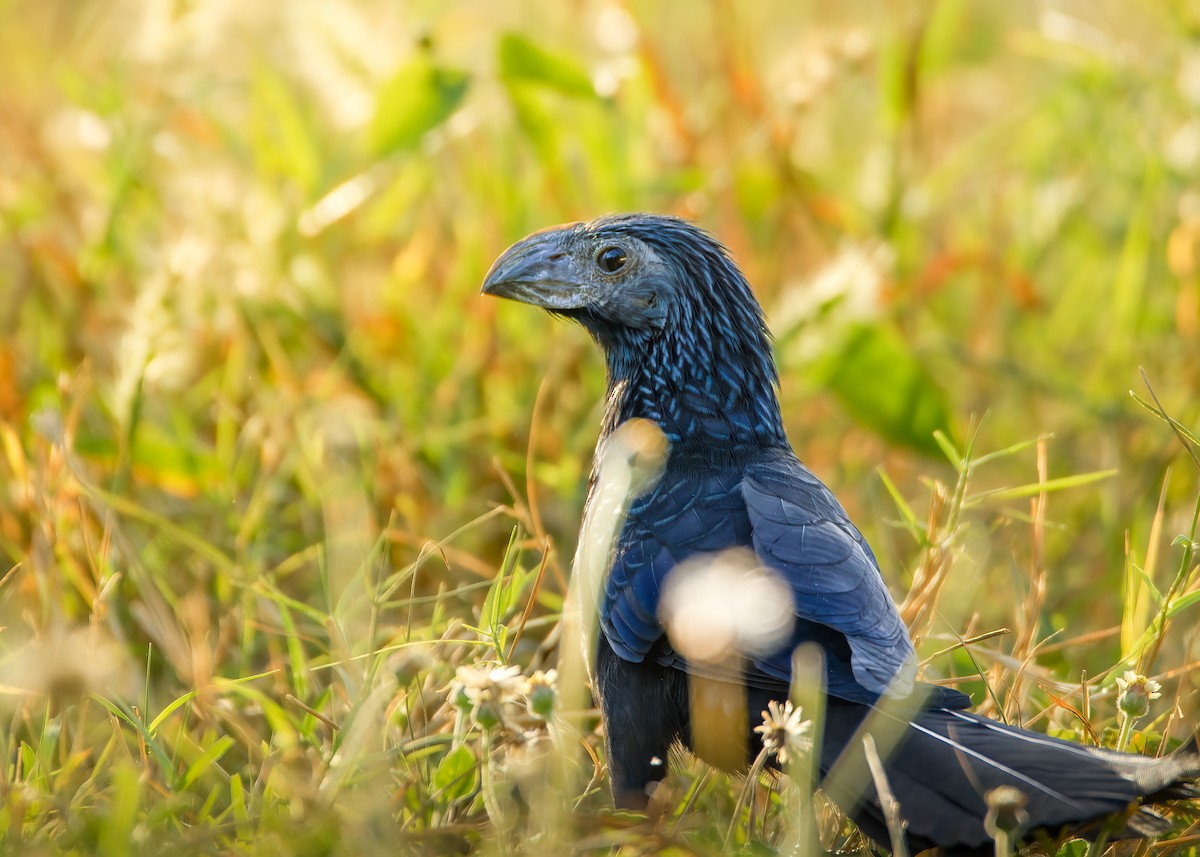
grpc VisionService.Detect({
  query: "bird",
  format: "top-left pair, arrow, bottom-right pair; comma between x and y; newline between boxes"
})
481,213 -> 1200,854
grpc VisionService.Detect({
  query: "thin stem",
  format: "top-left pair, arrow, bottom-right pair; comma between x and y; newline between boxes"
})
724,747 -> 769,851
1115,711 -> 1136,753
994,829 -> 1012,857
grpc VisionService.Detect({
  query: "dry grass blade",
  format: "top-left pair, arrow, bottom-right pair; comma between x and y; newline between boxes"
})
863,733 -> 908,857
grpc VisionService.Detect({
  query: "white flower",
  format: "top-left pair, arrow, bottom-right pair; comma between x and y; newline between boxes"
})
1115,670 -> 1162,720
452,664 -> 525,703
449,664 -> 527,731
754,700 -> 812,765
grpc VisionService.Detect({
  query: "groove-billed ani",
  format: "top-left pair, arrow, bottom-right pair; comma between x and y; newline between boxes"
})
481,213 -> 1199,854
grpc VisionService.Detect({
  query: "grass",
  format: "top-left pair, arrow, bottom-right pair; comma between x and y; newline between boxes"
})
1,0 -> 1199,853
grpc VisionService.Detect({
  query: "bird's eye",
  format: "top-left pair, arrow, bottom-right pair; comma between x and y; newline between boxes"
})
596,246 -> 628,274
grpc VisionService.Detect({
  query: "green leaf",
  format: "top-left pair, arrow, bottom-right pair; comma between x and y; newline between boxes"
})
1057,838 -> 1090,857
823,323 -> 953,456
965,469 -> 1117,506
433,743 -> 477,802
970,435 -> 1049,468
249,62 -> 322,194
504,82 -> 559,162
230,774 -> 252,841
1165,586 -> 1200,615
98,763 -> 142,856
497,33 -> 595,98
1128,390 -> 1200,449
144,670 -> 277,735
78,480 -> 237,574
475,527 -> 535,656
147,689 -> 202,735
481,567 -> 533,634
89,693 -> 176,778
368,56 -> 470,156
181,735 -> 235,788
876,467 -> 926,544
932,429 -> 963,472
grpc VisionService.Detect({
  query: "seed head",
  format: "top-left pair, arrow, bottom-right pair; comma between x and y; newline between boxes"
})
983,785 -> 1029,838
524,669 -> 558,720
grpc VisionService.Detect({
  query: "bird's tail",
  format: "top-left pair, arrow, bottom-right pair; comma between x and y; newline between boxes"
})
819,701 -> 1200,855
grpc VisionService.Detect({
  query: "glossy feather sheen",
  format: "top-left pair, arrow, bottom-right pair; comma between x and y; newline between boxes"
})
485,214 -> 1199,854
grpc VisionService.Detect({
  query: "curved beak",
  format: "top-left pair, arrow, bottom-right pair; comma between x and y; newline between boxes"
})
481,225 -> 591,310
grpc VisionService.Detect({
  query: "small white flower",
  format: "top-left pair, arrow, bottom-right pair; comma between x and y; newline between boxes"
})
754,699 -> 812,766
452,664 -> 525,703
449,664 -> 526,730
1115,670 -> 1162,719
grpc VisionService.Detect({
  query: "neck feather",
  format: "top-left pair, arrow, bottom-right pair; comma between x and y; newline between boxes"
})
599,330 -> 787,451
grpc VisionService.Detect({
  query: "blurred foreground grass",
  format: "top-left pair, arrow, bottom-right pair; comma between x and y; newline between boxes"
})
1,0 -> 1199,853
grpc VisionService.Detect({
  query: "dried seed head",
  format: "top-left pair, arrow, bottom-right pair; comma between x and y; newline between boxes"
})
983,785 -> 1029,838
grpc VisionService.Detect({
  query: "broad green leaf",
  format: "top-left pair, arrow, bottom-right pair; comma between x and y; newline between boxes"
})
504,82 -> 559,162
1057,837 -> 1090,857
1109,164 -> 1160,357
497,33 -> 595,98
921,0 -> 1000,72
823,323 -> 953,456
433,743 -> 477,802
368,56 -> 469,156
147,670 -> 279,735
480,565 -> 533,633
276,602 -> 311,700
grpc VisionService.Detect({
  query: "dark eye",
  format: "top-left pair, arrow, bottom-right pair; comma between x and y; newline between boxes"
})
596,246 -> 628,274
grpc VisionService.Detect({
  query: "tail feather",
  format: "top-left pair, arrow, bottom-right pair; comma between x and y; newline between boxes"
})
819,703 -> 1200,855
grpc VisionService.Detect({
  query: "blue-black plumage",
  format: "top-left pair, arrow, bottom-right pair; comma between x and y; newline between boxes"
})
482,214 -> 1199,854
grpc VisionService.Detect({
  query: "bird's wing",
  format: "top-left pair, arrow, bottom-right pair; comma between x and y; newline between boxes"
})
601,465 -> 751,663
742,449 -> 917,699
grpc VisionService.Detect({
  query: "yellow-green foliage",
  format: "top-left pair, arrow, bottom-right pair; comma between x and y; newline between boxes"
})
0,1 -> 1198,854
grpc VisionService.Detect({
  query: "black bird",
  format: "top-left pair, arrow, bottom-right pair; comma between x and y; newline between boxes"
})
481,213 -> 1199,854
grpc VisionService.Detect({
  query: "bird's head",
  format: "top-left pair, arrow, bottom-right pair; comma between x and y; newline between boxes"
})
482,213 -> 784,445
483,213 -> 772,359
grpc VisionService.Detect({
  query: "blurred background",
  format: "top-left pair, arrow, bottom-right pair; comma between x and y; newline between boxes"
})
1,0 -> 1198,852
